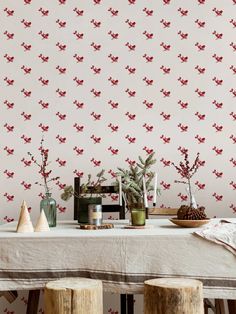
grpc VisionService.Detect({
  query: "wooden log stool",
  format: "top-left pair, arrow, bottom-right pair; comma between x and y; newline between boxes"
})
144,278 -> 204,314
44,277 -> 103,314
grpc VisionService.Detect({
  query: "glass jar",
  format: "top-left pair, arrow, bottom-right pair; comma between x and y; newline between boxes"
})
78,197 -> 102,224
131,208 -> 146,226
40,192 -> 57,227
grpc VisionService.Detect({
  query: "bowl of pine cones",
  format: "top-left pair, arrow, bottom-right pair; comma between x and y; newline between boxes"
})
170,205 -> 210,228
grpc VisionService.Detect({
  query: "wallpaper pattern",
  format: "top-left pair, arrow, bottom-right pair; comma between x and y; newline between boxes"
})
0,0 -> 236,313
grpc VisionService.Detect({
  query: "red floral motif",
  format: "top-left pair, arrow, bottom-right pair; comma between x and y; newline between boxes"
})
1,2 -> 236,311
0,0 -> 235,245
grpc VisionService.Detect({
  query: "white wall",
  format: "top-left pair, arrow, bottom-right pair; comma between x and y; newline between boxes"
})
1,0 -> 235,312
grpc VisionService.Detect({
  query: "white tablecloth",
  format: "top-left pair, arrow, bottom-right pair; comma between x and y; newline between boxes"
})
0,219 -> 236,299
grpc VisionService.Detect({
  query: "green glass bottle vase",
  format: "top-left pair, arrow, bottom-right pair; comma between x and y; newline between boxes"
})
40,192 -> 57,227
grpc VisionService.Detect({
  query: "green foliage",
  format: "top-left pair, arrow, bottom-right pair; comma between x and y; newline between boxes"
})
117,152 -> 160,209
61,170 -> 107,201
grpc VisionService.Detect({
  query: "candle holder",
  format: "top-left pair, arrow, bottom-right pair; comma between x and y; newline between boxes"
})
88,204 -> 102,226
131,208 -> 146,226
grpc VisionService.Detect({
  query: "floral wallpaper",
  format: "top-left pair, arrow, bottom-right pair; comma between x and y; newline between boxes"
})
0,0 -> 235,313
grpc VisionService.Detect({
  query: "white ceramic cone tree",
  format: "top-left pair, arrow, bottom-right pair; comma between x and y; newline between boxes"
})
16,200 -> 34,233
34,209 -> 50,232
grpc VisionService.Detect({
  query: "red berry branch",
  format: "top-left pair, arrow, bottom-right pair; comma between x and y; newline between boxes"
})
172,152 -> 200,207
28,137 -> 60,194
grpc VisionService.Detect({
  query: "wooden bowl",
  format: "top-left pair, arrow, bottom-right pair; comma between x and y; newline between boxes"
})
169,218 -> 210,228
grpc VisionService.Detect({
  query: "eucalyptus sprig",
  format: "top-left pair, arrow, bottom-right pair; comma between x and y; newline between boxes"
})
117,152 -> 160,209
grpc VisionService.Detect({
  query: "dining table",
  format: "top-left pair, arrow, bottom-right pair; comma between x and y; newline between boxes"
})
0,219 -> 236,309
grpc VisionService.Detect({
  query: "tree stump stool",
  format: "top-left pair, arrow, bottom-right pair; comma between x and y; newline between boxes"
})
144,278 -> 204,314
44,277 -> 103,314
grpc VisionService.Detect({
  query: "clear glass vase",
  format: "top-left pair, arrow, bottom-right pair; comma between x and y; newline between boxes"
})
40,192 -> 57,227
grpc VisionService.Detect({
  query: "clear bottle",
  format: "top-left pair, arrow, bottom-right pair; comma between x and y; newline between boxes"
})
40,192 -> 57,227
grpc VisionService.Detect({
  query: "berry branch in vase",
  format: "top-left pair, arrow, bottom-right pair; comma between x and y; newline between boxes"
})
171,151 -> 207,220
28,137 -> 59,227
172,152 -> 199,208
28,137 -> 60,196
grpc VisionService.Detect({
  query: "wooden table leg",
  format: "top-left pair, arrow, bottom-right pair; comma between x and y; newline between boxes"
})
204,298 -> 216,314
120,294 -> 127,314
228,300 -> 236,314
127,294 -> 134,314
215,299 -> 225,314
26,290 -> 40,314
204,299 -> 209,314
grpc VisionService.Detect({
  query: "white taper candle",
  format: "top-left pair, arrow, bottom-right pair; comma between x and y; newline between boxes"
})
142,176 -> 148,208
118,176 -> 122,206
153,172 -> 158,206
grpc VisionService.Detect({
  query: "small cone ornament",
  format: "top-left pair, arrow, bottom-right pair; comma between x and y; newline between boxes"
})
34,209 -> 50,232
16,200 -> 34,233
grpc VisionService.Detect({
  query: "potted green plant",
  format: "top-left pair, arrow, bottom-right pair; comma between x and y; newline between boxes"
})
171,151 -> 207,220
61,170 -> 106,223
117,152 -> 160,226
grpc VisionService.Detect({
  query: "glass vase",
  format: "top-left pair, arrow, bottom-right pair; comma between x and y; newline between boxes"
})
40,192 -> 57,227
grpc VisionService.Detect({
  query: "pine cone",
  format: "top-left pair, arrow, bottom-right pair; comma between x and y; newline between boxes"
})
177,205 -> 207,220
